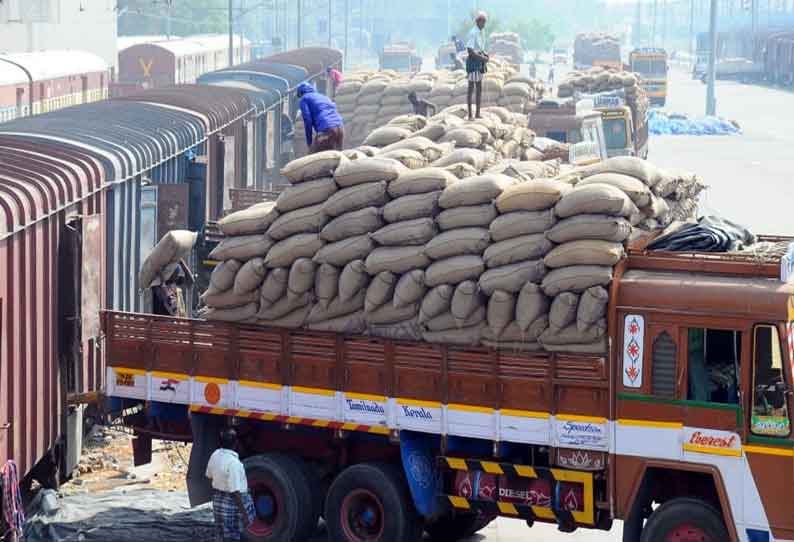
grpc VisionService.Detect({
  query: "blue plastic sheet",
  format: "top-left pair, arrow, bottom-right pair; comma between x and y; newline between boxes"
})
649,109 -> 741,136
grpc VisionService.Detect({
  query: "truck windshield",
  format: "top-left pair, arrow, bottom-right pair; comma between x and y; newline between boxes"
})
604,118 -> 628,149
382,55 -> 410,71
632,58 -> 667,77
751,325 -> 791,437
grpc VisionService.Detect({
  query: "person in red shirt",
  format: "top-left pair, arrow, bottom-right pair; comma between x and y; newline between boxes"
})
327,66 -> 343,97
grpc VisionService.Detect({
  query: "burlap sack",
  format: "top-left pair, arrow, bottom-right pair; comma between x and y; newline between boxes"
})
549,292 -> 579,331
581,156 -> 662,187
554,183 -> 639,219
544,240 -> 625,268
323,181 -> 389,218
233,257 -> 267,295
424,228 -> 491,260
378,149 -> 427,170
364,126 -> 412,146
641,194 -> 671,219
334,157 -> 407,187
443,163 -> 479,180
368,318 -> 424,341
423,324 -> 484,346
383,191 -> 441,223
316,263 -> 339,309
419,284 -> 454,323
320,207 -> 383,242
313,235 -> 375,267
356,145 -> 380,157
204,302 -> 259,323
450,280 -> 484,328
495,179 -> 571,213
482,321 -> 538,344
366,302 -> 420,325
260,267 -> 288,307
413,123 -> 447,141
202,288 -> 258,309
577,285 -> 609,332
439,127 -> 483,148
276,177 -> 338,213
209,234 -> 273,262
431,149 -> 488,170
267,203 -> 328,241
425,255 -> 485,287
139,230 -> 198,288
436,204 -> 497,230
546,214 -> 632,244
307,290 -> 366,323
484,235 -> 553,268
539,319 -> 606,346
281,150 -> 346,183
579,173 -> 651,207
380,137 -> 438,158
516,283 -> 548,332
339,260 -> 370,302
218,203 -> 279,236
426,305 -> 485,332
258,304 -> 312,329
487,290 -> 516,337
209,259 -> 242,292
307,311 -> 368,334
258,291 -> 312,320
365,246 -> 430,275
479,260 -> 547,295
264,234 -> 324,268
366,271 -> 397,313
387,168 -> 457,197
541,265 -> 613,296
438,174 -> 514,209
371,218 -> 437,246
287,258 -> 316,300
394,270 -> 426,308
489,210 -> 554,243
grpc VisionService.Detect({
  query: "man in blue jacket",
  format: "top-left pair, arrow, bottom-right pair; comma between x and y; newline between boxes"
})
298,82 -> 344,153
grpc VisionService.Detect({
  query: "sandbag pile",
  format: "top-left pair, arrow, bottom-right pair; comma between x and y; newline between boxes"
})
557,67 -> 649,130
489,32 -> 524,65
202,152 -> 705,355
573,33 -> 621,68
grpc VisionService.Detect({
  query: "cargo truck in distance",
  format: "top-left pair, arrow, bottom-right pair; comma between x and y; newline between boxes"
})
380,44 -> 422,73
574,33 -> 622,71
629,48 -> 668,106
105,236 -> 794,542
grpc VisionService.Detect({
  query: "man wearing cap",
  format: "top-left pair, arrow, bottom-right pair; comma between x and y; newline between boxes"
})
297,81 -> 344,153
466,12 -> 490,120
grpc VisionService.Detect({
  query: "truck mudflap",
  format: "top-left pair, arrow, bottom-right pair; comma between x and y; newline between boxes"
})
399,431 -> 442,518
186,411 -> 226,506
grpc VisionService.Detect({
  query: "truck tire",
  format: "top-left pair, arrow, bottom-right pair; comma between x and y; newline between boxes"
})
243,454 -> 318,542
325,462 -> 422,542
425,512 -> 494,541
639,498 -> 728,542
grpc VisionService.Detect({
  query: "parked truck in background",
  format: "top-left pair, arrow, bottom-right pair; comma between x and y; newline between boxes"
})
629,48 -> 668,106
380,44 -> 422,73
574,33 -> 622,70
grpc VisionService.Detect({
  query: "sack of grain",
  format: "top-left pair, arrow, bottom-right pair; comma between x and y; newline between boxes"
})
258,291 -> 313,320
443,163 -> 480,180
488,290 -> 516,337
321,207 -> 383,242
334,157 -> 407,187
365,271 -> 397,313
544,240 -> 625,268
140,230 -> 198,288
577,285 -> 609,331
436,204 -> 497,230
380,138 -> 442,160
393,270 -> 426,308
554,183 -> 638,218
582,156 -> 662,187
264,234 -> 324,268
641,194 -> 670,219
539,319 -> 606,346
287,258 -> 316,300
546,214 -> 632,244
267,203 -> 327,241
423,324 -> 484,346
383,191 -> 441,223
365,246 -> 431,275
307,311 -> 368,334
578,173 -> 651,207
276,177 -> 338,213
367,302 -> 420,325
426,306 -> 485,332
439,127 -> 483,148
484,234 -> 553,268
258,304 -> 313,329
313,235 -> 376,267
209,259 -> 242,292
450,280 -> 484,327
495,179 -> 571,213
425,255 -> 485,287
307,290 -> 366,323
234,257 -> 267,295
413,123 -> 447,141
316,263 -> 340,309
260,268 -> 289,307
516,283 -> 549,332
364,126 -> 412,147
371,218 -> 437,246
419,284 -> 455,323
424,228 -> 491,260
549,292 -> 579,331
479,260 -> 547,295
339,260 -> 370,302
356,145 -> 380,157
281,151 -> 346,183
439,174 -> 514,208
368,318 -> 424,341
218,202 -> 279,236
541,265 -> 613,296
204,302 -> 259,322
323,181 -> 389,217
432,149 -> 488,170
490,210 -> 556,242
202,289 -> 259,309
209,234 -> 274,261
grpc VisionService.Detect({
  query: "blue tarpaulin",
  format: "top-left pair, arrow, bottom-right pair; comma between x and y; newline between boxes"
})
649,109 -> 741,136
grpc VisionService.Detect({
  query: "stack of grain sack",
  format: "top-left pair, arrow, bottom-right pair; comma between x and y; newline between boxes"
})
488,32 -> 524,65
200,152 -> 704,355
557,67 -> 649,128
573,33 -> 621,67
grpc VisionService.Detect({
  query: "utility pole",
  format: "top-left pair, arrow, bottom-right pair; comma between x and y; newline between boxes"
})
752,0 -> 758,35
344,0 -> 350,68
229,0 -> 234,66
635,0 -> 642,47
706,0 -> 718,115
360,0 -> 364,64
689,0 -> 695,61
652,0 -> 658,46
329,0 -> 333,47
166,0 -> 172,39
297,0 -> 302,48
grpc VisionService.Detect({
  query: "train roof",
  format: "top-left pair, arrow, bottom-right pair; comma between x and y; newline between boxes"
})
118,34 -> 251,58
261,47 -> 342,79
0,50 -> 109,86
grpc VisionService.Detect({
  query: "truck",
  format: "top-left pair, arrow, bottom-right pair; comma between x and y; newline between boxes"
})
105,233 -> 794,542
574,33 -> 622,70
528,97 -> 609,156
380,44 -> 422,73
629,48 -> 669,106
591,89 -> 650,159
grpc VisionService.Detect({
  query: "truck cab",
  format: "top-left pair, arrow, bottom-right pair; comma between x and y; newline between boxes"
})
528,97 -> 608,160
380,45 -> 421,73
629,47 -> 669,106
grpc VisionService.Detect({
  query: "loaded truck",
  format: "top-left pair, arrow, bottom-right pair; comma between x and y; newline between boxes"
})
574,33 -> 622,70
380,44 -> 422,73
104,235 -> 794,542
629,48 -> 668,106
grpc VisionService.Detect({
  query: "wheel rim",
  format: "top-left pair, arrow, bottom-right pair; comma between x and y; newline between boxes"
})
340,489 -> 385,542
248,477 -> 283,537
664,523 -> 713,542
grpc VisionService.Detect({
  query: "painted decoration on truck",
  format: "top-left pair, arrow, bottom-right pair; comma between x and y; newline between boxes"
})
622,314 -> 644,388
682,427 -> 742,457
150,371 -> 190,404
395,399 -> 442,434
192,378 -> 234,409
107,367 -> 147,400
342,393 -> 388,427
555,416 -> 609,451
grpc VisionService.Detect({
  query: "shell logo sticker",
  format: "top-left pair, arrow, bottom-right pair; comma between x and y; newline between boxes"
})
204,383 -> 221,405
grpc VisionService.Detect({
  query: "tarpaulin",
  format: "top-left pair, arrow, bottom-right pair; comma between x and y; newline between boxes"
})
647,215 -> 756,252
649,109 -> 741,136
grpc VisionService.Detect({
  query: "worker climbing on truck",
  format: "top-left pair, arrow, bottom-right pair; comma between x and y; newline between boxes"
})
297,81 -> 344,153
466,11 -> 489,120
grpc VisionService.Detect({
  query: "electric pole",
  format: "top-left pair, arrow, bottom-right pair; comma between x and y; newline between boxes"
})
229,0 -> 234,66
297,0 -> 302,48
635,0 -> 642,47
690,0 -> 695,61
344,0 -> 350,69
166,0 -> 172,39
752,0 -> 758,35
329,0 -> 333,47
706,0 -> 718,115
652,0 -> 658,46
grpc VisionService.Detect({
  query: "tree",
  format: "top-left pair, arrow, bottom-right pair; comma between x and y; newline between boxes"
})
118,0 -> 229,36
509,18 -> 556,51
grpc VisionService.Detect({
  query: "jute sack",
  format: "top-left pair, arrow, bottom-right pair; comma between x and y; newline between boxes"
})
546,214 -> 632,244
379,149 -> 427,170
641,194 -> 671,219
260,268 -> 288,307
438,174 -> 514,209
579,173 -> 652,207
339,260 -> 370,302
307,310 -> 368,334
439,127 -> 483,148
479,260 -> 547,295
425,255 -> 485,287
258,304 -> 313,329
413,123 -> 447,141
578,285 -> 609,331
202,289 -> 259,309
267,203 -> 328,241
366,302 -> 420,325
432,149 -> 488,170
209,234 -> 273,261
356,145 -> 380,157
371,218 -> 437,246
335,81 -> 363,96
424,228 -> 491,260
287,258 -> 316,300
313,235 -> 375,267
451,280 -> 483,328
316,263 -> 340,309
423,324 -> 484,346
539,319 -> 606,346
437,204 -> 497,230
204,302 -> 259,322
218,202 -> 279,236
482,322 -> 538,344
419,284 -> 455,323
365,246 -> 431,275
484,234 -> 553,268
549,292 -> 579,331
258,292 -> 312,320
516,283 -> 548,332
426,305 -> 485,332
491,211 -> 555,242
443,163 -> 479,180
265,234 -> 324,268
495,179 -> 571,213
281,150 -> 346,183
210,259 -> 242,292
323,181 -> 389,218
276,177 -> 338,213
368,318 -> 424,341
554,183 -> 639,219
394,270 -> 426,308
383,191 -> 441,223
334,157 -> 407,187
307,290 -> 366,323
541,265 -> 613,296
364,126 -> 412,147
542,338 -> 608,354
544,240 -> 625,268
366,271 -> 397,313
581,156 -> 662,187
488,290 -> 517,337
320,207 -> 383,242
380,138 -> 439,159
234,258 -> 267,295
140,230 -> 198,288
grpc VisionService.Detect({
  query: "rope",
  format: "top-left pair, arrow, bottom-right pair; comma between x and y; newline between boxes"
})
1,460 -> 24,541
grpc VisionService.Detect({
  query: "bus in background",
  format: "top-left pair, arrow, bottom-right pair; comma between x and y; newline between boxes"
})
629,47 -> 668,106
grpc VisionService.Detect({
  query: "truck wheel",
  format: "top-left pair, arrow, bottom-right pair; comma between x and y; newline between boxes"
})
425,512 -> 493,541
640,498 -> 728,542
243,454 -> 318,542
325,462 -> 422,542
